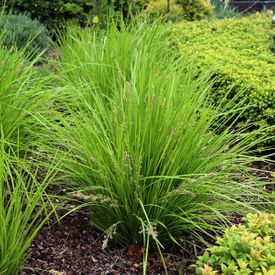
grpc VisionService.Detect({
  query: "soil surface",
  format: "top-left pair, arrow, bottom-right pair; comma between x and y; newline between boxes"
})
249,161 -> 274,192
23,213 -> 181,275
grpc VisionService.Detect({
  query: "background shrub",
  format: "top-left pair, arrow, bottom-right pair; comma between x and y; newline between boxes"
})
174,15 -> 275,144
145,0 -> 212,20
176,0 -> 212,20
196,213 -> 275,274
0,13 -> 50,57
1,0 -> 148,29
145,0 -> 183,16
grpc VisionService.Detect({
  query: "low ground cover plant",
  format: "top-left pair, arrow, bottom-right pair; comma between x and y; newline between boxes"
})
196,212 -> 275,274
48,20 -> 274,270
174,15 -> 275,144
0,13 -> 50,58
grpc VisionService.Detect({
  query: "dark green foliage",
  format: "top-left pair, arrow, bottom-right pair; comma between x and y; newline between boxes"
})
0,13 -> 50,57
116,0 -> 149,17
1,0 -> 99,29
196,213 -> 275,274
1,0 -> 148,29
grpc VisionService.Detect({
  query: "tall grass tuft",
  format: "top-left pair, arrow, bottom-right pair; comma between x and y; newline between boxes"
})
0,39 -> 56,156
52,20 -> 273,251
0,31 -> 59,274
0,139 -> 55,274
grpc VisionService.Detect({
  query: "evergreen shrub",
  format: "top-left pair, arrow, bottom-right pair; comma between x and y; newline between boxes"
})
174,15 -> 275,143
0,13 -> 50,56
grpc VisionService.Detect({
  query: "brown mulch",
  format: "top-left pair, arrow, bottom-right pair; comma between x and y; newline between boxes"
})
249,161 -> 274,192
23,213 -> 180,275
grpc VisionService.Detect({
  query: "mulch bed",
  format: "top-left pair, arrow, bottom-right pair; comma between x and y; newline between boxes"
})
249,161 -> 274,192
23,213 -> 180,275
23,161 -> 274,275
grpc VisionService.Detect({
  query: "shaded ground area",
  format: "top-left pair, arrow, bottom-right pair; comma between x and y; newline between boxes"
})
249,161 -> 274,192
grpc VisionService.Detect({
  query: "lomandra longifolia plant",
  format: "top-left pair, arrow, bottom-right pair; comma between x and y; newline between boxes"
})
0,38 -> 57,274
0,140 -> 56,274
0,39 -> 53,155
53,20 -> 273,250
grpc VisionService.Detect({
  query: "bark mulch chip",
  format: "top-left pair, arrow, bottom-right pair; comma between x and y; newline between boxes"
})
23,213 -> 179,275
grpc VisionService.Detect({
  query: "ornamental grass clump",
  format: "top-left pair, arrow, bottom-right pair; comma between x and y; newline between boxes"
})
53,21 -> 273,253
0,40 -> 54,155
0,141 -> 55,274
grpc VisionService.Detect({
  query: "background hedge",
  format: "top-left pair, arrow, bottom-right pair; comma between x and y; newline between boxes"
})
1,0 -> 148,29
174,15 -> 275,142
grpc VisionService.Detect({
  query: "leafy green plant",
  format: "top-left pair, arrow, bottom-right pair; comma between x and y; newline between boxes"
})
1,0 -> 148,29
174,15 -> 275,146
0,140 -> 56,274
50,19 -> 273,261
144,0 -> 212,20
145,0 -> 184,15
0,13 -> 50,57
196,212 -> 275,275
176,0 -> 213,20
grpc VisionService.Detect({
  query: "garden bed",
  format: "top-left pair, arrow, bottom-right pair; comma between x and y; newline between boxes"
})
23,213 -> 179,275
23,162 -> 274,274
0,9 -> 274,275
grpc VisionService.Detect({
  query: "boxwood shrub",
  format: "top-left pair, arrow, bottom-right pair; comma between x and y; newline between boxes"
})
174,15 -> 275,144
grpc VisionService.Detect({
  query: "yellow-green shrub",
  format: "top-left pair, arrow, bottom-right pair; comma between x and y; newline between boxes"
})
145,0 -> 212,20
145,0 -> 183,15
174,15 -> 275,140
195,213 -> 275,274
177,0 -> 212,20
